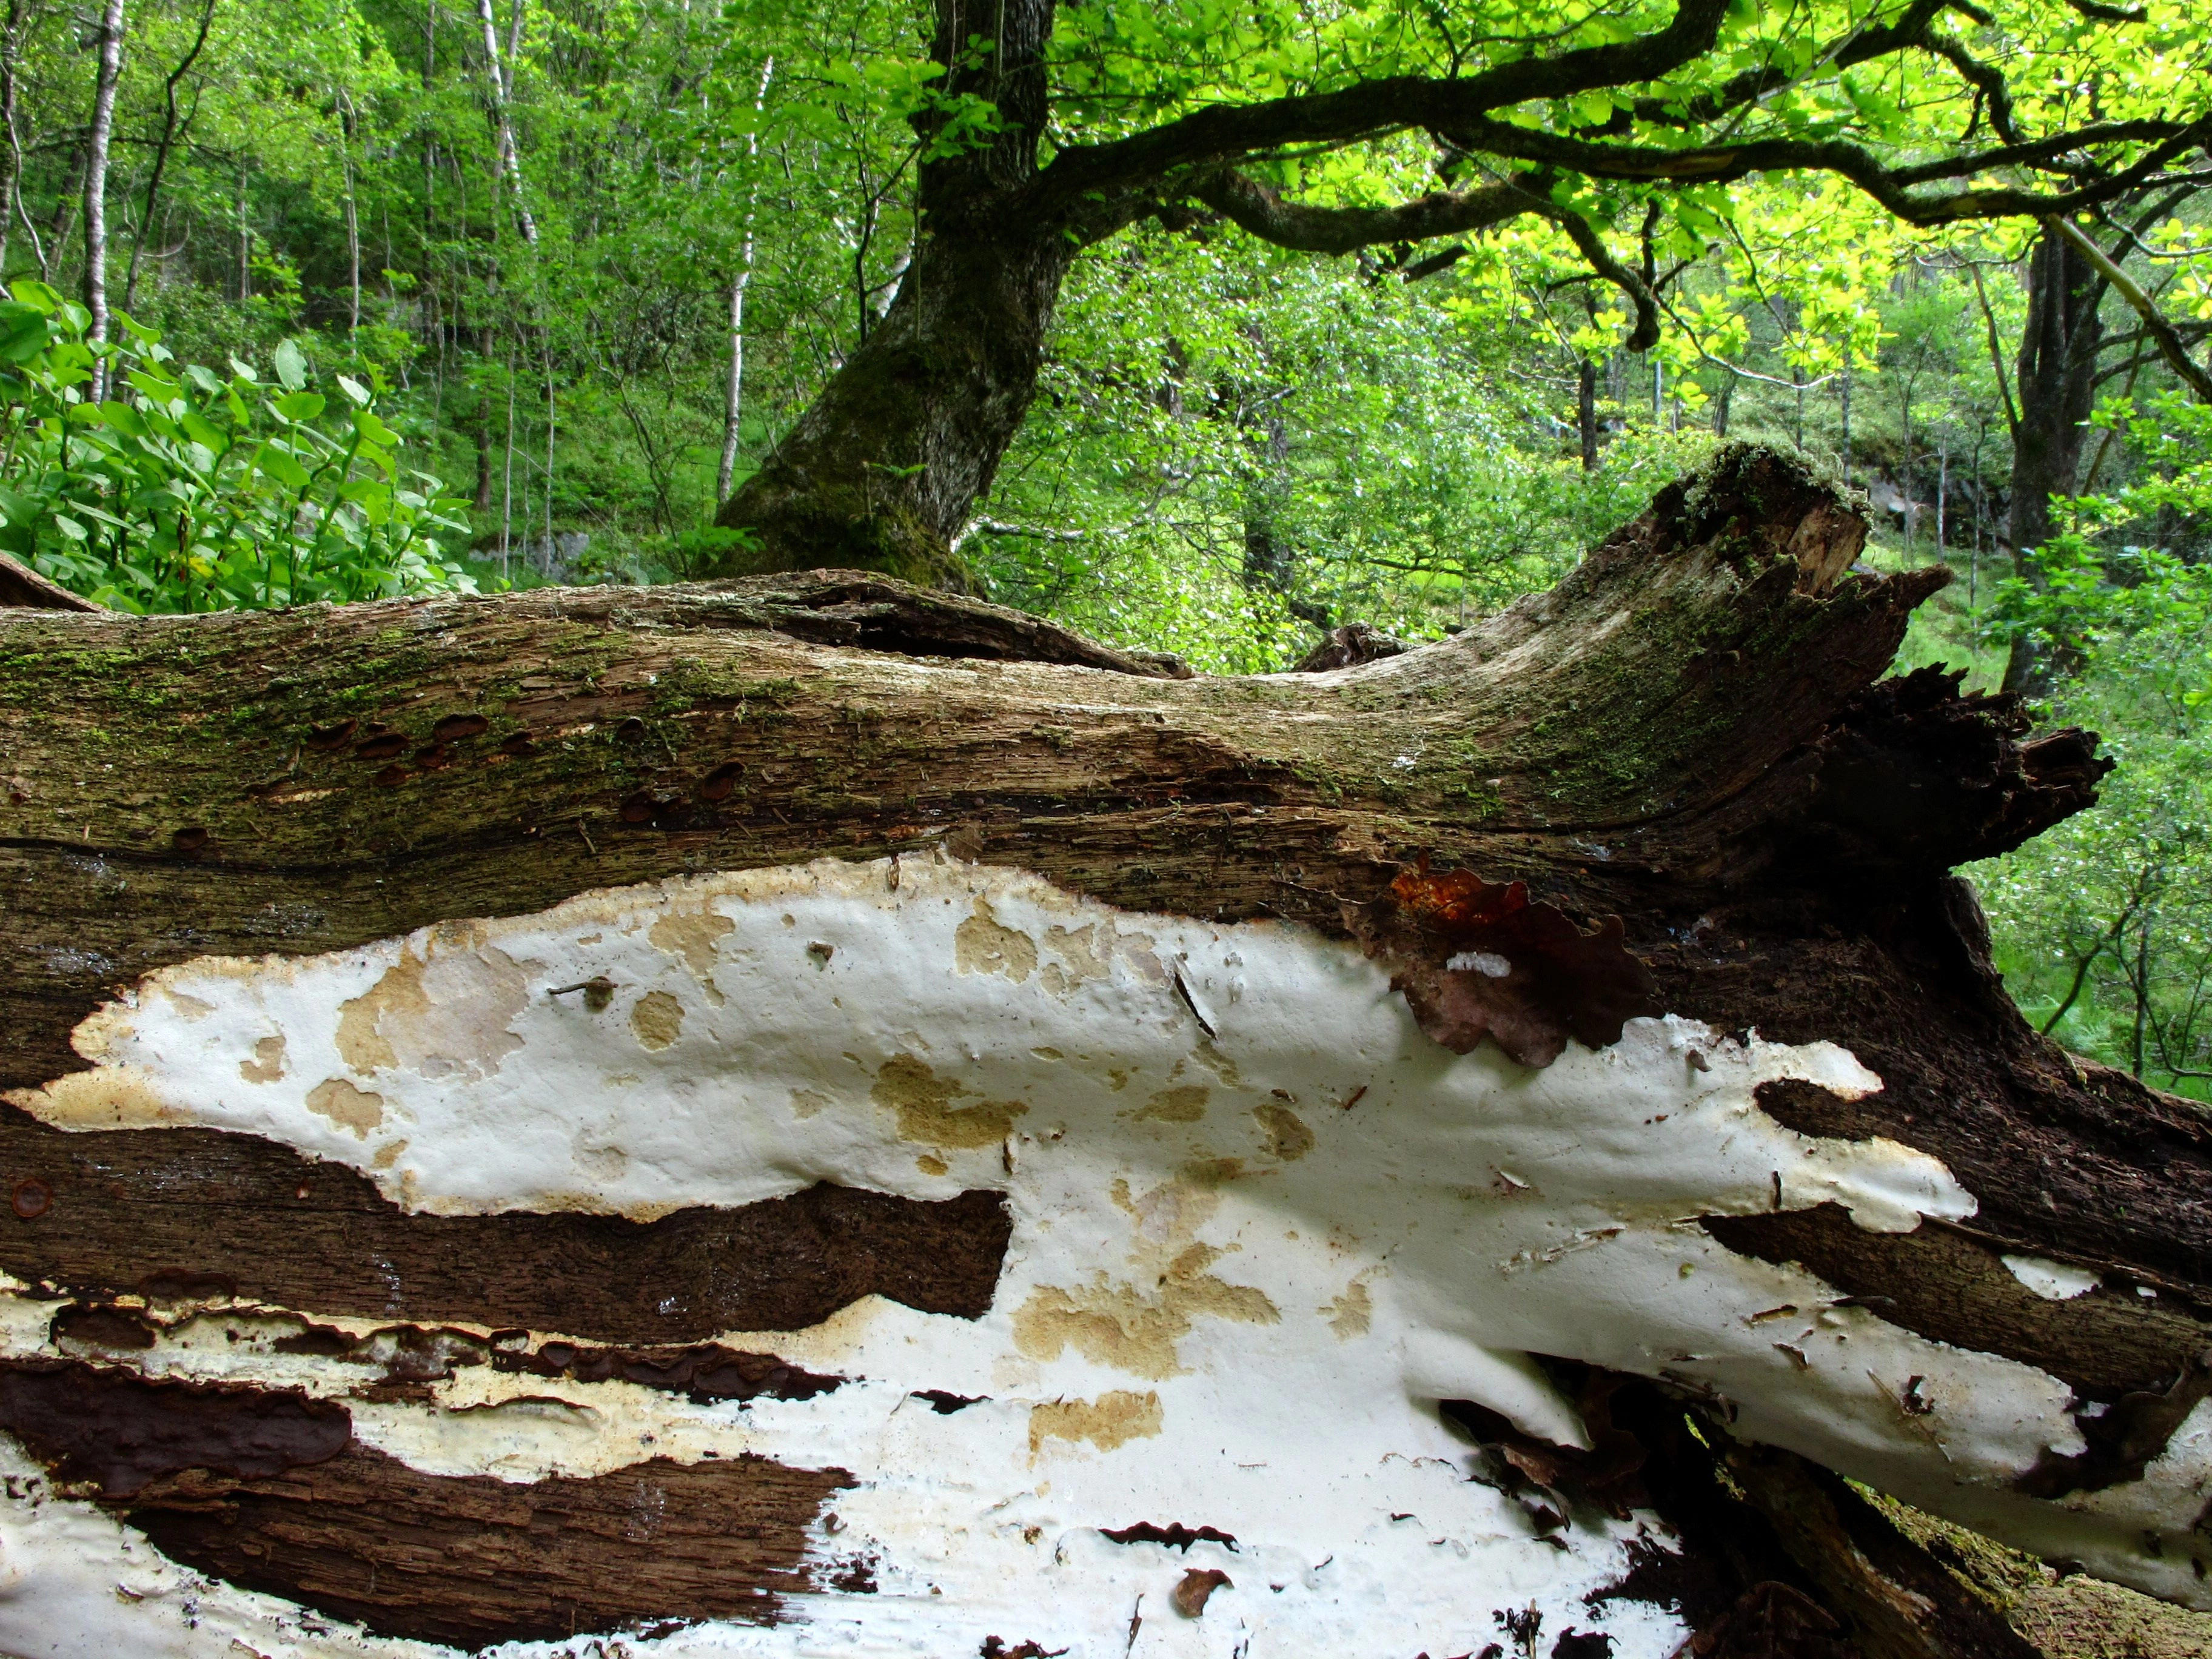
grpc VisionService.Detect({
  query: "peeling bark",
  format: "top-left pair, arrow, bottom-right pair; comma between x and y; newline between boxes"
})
3,443 -> 2209,1654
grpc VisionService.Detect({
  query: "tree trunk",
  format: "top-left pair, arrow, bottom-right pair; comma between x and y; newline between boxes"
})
4,446 -> 2210,1655
80,0 -> 126,398
711,0 -> 1072,591
2003,226 -> 2105,694
1580,354 -> 1601,466
475,0 -> 536,246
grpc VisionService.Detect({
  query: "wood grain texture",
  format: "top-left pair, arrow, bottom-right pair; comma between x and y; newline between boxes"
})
0,1109 -> 1011,1342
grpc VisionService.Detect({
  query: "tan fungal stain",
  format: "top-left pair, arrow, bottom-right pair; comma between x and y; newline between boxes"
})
790,1088 -> 832,1120
1038,925 -> 1109,999
1134,1085 -> 1210,1124
372,1137 -> 410,1170
1253,1102 -> 1315,1161
1028,1391 -> 1162,1460
1191,1043 -> 1242,1088
1017,1173 -> 1278,1379
648,909 -> 733,1004
954,897 -> 1037,983
4,1065 -> 175,1128
1322,1278 -> 1373,1340
335,935 -> 528,1082
163,988 -> 216,1020
871,1054 -> 1028,1149
238,1035 -> 287,1084
305,1077 -> 386,1138
629,990 -> 685,1051
916,1153 -> 949,1177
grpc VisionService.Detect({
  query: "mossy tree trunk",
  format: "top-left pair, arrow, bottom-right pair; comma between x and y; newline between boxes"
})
2,447 -> 2208,1657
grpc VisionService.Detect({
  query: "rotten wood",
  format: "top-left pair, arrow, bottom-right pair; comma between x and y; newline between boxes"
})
0,1111 -> 1010,1342
5,443 -> 2212,1648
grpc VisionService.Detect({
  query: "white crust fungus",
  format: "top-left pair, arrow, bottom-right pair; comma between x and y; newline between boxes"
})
2,852 -> 2204,1656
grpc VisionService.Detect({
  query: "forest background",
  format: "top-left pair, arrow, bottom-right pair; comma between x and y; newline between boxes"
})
1,0 -> 2207,1098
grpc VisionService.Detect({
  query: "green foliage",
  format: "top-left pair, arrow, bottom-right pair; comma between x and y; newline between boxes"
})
1970,394 -> 2212,1096
0,282 -> 471,612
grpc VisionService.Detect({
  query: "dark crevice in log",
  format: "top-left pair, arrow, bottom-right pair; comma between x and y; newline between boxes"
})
50,1301 -> 846,1405
1480,1367 -> 2040,1657
0,1357 -> 854,1648
560,569 -> 1190,677
0,1107 -> 1010,1341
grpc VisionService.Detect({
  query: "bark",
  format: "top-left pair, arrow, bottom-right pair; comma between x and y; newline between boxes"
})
5,446 -> 2212,1655
79,0 -> 126,397
2002,226 -> 2104,694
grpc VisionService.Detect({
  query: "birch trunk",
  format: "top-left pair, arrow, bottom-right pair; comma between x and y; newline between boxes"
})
79,0 -> 126,398
4,447 -> 2211,1657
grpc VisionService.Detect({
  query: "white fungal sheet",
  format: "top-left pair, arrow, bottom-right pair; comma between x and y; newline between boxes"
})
4,853 -> 2203,1656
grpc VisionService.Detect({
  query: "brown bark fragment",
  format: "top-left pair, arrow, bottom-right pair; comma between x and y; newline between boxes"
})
0,1357 -> 851,1647
0,551 -> 99,611
130,1446 -> 848,1647
0,1358 -> 348,1496
0,1108 -> 1009,1341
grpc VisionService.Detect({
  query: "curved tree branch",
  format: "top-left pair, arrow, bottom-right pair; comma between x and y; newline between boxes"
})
1036,0 -> 1731,208
1548,207 -> 1663,350
1431,116 -> 2207,226
1188,168 -> 1538,254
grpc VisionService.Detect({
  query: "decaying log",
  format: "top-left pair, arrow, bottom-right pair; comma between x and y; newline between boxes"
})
2,444 -> 2209,1657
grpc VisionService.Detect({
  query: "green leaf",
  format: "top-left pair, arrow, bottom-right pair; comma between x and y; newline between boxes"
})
257,445 -> 314,492
273,390 -> 327,421
335,374 -> 371,406
273,338 -> 310,392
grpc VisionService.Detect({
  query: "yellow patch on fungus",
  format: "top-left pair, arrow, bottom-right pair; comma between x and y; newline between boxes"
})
1322,1278 -> 1373,1340
238,1035 -> 287,1084
1028,1391 -> 1162,1459
916,1153 -> 949,1177
4,1065 -> 175,1128
1133,1084 -> 1210,1124
954,897 -> 1037,982
648,909 -> 733,1004
335,937 -> 527,1082
1253,1102 -> 1315,1161
629,990 -> 685,1051
305,1077 -> 385,1138
871,1054 -> 1028,1149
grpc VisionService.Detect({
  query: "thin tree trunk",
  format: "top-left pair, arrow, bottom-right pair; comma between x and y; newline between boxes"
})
5,447 -> 2210,1655
122,0 -> 212,312
475,0 -> 535,245
1577,355 -> 1599,468
0,0 -> 30,276
80,0 -> 126,396
716,58 -> 773,505
338,89 -> 361,336
2003,224 -> 2105,694
235,161 -> 249,300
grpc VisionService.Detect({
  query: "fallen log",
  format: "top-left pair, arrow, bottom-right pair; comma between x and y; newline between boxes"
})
1,444 -> 2205,1657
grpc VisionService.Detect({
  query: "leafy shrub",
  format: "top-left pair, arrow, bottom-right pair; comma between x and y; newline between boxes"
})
0,280 -> 472,612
